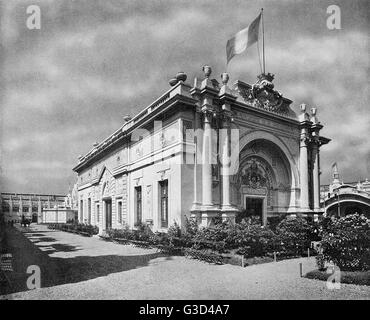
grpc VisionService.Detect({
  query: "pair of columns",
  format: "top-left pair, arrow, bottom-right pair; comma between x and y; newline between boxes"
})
197,107 -> 235,226
190,68 -> 238,226
201,109 -> 233,208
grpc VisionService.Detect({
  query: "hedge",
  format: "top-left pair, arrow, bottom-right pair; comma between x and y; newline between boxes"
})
48,223 -> 99,236
305,269 -> 370,286
102,216 -> 320,261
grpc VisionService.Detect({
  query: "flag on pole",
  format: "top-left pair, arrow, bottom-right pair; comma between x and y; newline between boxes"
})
226,12 -> 262,65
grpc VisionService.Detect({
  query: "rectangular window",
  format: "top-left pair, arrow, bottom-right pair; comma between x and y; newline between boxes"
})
159,180 -> 168,228
135,186 -> 142,225
88,198 -> 91,224
117,201 -> 122,224
96,204 -> 100,223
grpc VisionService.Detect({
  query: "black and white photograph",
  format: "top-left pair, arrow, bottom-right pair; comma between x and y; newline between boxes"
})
0,0 -> 369,306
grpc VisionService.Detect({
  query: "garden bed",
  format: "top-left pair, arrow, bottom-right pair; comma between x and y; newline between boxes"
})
47,223 -> 99,237
305,269 -> 370,286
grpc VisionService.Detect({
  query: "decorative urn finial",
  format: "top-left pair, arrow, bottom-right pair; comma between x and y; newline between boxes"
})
176,71 -> 187,83
221,72 -> 229,86
202,65 -> 212,78
310,107 -> 319,124
169,78 -> 178,86
123,115 -> 132,122
300,103 -> 307,113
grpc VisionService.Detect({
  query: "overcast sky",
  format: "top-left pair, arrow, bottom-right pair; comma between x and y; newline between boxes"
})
0,0 -> 369,194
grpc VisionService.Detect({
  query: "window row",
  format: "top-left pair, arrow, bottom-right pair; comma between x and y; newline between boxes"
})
79,179 -> 169,228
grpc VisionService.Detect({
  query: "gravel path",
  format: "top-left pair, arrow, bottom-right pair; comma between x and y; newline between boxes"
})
2,224 -> 370,300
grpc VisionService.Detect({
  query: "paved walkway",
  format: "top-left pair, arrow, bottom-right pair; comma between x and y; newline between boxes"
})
2,224 -> 370,300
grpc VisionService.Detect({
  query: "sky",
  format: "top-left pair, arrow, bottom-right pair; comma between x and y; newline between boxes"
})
0,0 -> 369,194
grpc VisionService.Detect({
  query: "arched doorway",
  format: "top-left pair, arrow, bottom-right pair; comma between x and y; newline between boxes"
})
232,139 -> 293,223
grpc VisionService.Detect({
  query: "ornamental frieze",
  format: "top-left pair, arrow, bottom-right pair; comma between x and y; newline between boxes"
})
234,111 -> 297,135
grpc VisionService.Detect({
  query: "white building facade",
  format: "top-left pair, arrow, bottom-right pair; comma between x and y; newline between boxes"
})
73,67 -> 330,234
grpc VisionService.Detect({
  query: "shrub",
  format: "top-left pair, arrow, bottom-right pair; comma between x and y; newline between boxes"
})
132,223 -> 154,242
182,216 -> 198,241
320,214 -> 370,271
190,218 -> 277,257
167,221 -> 187,247
276,217 -> 312,256
232,218 -> 277,257
192,221 -> 231,252
316,254 -> 326,271
266,215 -> 285,231
168,221 -> 182,238
47,223 -> 98,236
106,227 -> 131,239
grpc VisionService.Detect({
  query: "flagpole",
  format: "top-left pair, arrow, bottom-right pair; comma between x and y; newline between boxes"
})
261,8 -> 265,74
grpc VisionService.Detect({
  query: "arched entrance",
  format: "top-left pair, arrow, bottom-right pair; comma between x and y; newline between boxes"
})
232,138 -> 293,223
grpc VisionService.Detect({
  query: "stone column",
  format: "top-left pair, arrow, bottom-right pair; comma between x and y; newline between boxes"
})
221,116 -> 231,208
189,80 -> 202,217
218,72 -> 238,223
299,104 -> 311,212
202,108 -> 213,207
190,108 -> 203,219
310,108 -> 325,214
299,136 -> 310,210
312,141 -> 321,211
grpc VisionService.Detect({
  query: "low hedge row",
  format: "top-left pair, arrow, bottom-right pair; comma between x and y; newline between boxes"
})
102,217 -> 319,263
305,269 -> 370,286
47,223 -> 99,236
